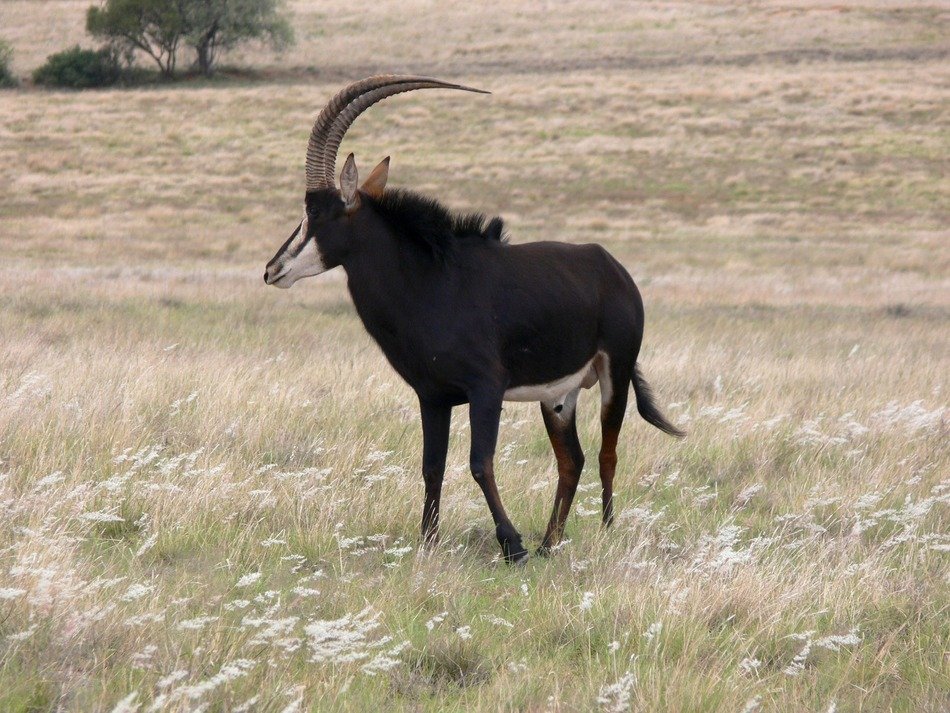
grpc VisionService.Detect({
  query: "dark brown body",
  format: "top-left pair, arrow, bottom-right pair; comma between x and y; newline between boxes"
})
267,188 -> 683,562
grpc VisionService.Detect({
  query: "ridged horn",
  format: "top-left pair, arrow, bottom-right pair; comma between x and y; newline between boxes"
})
305,75 -> 489,192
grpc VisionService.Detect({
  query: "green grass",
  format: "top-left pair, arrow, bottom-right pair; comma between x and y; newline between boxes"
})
0,284 -> 945,710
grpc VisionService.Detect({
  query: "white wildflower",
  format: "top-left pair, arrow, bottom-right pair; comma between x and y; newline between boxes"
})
814,629 -> 861,651
8,624 -> 38,642
760,413 -> 787,430
131,644 -> 158,669
480,614 -> 513,629
361,640 -> 410,675
736,484 -> 763,506
235,572 -> 262,588
364,450 -> 393,463
384,545 -> 413,558
618,504 -> 665,527
690,522 -> 754,573
110,692 -> 139,713
0,587 -> 26,600
156,670 -> 189,689
739,657 -> 761,674
336,534 -> 364,550
279,697 -> 303,713
596,670 -> 636,712
692,487 -> 718,508
305,606 -> 387,664
455,625 -> 472,640
718,404 -> 748,425
120,584 -> 154,602
741,695 -> 762,713
34,471 -> 65,490
5,371 -> 52,406
169,391 -> 198,416
81,511 -> 125,523
644,621 -> 662,643
135,533 -> 158,557
579,591 -> 595,611
872,400 -> 945,434
425,612 -> 448,631
243,612 -> 299,647
233,696 -> 260,713
854,493 -> 883,510
784,634 -> 813,676
182,659 -> 255,700
177,616 -> 218,631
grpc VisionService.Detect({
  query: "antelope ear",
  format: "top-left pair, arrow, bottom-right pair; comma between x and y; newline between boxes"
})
360,156 -> 390,199
340,153 -> 359,209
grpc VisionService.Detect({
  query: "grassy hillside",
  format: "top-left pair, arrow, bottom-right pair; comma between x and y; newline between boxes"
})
0,2 -> 947,711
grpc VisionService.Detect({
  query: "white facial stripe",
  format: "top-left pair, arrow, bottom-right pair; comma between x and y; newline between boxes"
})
295,239 -> 327,278
287,213 -> 308,255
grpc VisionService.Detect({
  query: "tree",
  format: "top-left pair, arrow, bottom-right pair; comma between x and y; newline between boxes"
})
184,0 -> 293,77
86,0 -> 293,80
87,0 -> 186,78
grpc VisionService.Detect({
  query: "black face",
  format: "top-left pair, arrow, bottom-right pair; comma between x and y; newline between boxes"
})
305,188 -> 346,220
263,189 -> 349,287
303,189 -> 350,266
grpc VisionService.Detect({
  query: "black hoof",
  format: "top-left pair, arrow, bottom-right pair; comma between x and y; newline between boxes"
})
505,547 -> 529,565
497,526 -> 528,565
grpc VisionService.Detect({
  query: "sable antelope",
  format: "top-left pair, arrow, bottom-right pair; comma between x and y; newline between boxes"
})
264,76 -> 684,563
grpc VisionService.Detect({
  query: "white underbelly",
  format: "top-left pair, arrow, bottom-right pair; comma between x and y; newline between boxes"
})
503,357 -> 597,403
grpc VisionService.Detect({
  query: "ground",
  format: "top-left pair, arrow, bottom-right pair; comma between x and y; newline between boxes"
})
0,1 -> 948,711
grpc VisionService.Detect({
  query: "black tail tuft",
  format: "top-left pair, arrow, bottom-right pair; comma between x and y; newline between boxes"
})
632,364 -> 686,438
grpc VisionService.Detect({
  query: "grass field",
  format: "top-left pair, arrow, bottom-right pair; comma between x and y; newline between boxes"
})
1,1 -> 948,711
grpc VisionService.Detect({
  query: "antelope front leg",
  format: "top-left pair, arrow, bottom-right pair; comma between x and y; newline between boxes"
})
468,391 -> 528,564
419,400 -> 452,546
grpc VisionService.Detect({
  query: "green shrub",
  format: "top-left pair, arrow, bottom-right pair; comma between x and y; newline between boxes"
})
0,39 -> 17,88
32,45 -> 121,89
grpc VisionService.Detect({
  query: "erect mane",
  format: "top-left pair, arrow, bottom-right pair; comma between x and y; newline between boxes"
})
367,189 -> 507,261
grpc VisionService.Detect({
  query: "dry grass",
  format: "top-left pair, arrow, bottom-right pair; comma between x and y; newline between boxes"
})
0,1 -> 948,711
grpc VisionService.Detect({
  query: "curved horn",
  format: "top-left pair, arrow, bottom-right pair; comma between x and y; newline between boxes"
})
305,75 -> 489,192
